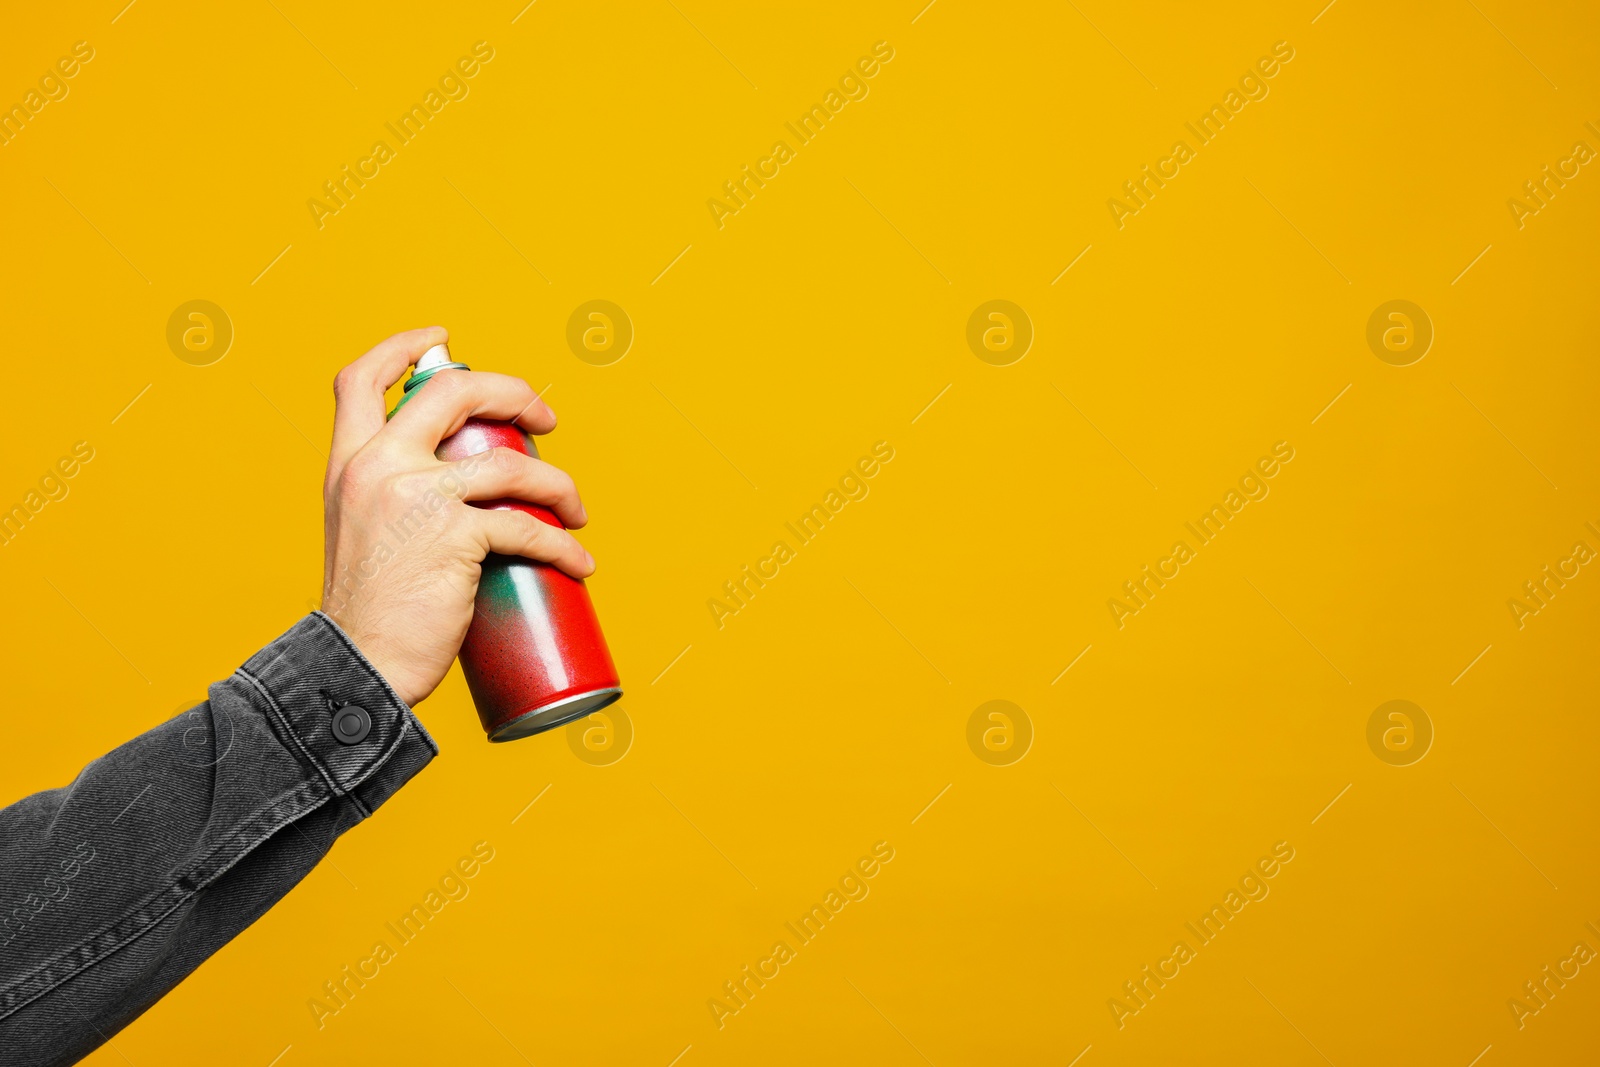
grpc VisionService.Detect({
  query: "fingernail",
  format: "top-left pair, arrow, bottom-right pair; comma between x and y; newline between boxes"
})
583,550 -> 596,571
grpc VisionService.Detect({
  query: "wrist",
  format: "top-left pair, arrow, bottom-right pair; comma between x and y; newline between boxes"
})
318,611 -> 423,708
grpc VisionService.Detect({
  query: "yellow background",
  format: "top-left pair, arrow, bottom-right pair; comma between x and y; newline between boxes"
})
3,0 -> 1598,1063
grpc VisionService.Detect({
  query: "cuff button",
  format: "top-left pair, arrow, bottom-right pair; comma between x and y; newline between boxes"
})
331,704 -> 373,745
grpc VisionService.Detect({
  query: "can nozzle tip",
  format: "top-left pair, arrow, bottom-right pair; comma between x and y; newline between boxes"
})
416,342 -> 454,373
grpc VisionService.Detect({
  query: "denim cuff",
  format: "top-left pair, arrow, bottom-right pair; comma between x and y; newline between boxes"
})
234,612 -> 438,818
0,612 -> 441,1044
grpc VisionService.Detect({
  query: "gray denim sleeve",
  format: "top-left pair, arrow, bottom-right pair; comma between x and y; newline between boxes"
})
0,612 -> 438,1066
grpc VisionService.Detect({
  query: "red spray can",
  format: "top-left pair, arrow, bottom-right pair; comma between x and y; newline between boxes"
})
392,342 -> 622,741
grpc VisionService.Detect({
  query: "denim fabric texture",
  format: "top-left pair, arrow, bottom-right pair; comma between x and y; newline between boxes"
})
0,613 -> 437,1066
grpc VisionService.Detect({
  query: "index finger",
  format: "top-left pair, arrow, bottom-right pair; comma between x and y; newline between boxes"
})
383,369 -> 558,454
328,326 -> 449,483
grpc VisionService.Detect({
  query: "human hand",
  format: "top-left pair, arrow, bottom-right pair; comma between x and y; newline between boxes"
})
319,327 -> 594,707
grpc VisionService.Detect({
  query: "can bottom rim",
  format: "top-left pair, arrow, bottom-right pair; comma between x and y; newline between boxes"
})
487,687 -> 623,743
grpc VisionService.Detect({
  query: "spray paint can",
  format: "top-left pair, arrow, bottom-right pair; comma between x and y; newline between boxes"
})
391,343 -> 622,741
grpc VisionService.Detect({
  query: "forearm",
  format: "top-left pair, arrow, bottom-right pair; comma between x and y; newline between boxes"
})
0,613 -> 436,1066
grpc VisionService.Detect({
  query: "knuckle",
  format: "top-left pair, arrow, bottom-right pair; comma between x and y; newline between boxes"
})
440,498 -> 475,534
498,371 -> 534,396
429,369 -> 469,401
376,471 -> 415,511
391,475 -> 459,535
526,516 -> 563,552
489,446 -> 521,475
332,365 -> 366,398
515,511 -> 544,541
339,448 -> 409,505
528,457 -> 575,500
337,450 -> 379,493
537,457 -> 571,487
334,475 -> 366,508
434,460 -> 471,498
505,379 -> 542,416
392,468 -> 431,498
